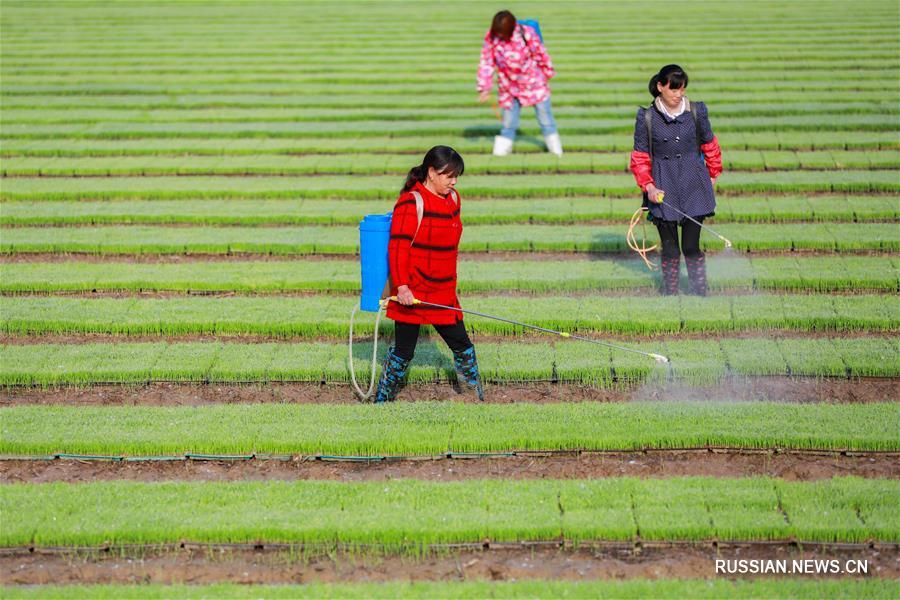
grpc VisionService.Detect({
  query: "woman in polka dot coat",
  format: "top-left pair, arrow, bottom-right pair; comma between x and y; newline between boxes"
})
630,65 -> 723,296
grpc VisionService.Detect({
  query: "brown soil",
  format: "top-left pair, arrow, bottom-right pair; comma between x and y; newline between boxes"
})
2,544 -> 896,586
1,327 -> 894,347
2,450 -> 897,485
3,286 -> 895,299
2,379 -> 897,407
2,249 -> 896,263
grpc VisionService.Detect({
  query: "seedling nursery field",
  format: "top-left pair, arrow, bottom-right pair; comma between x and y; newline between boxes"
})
1,1 -> 898,598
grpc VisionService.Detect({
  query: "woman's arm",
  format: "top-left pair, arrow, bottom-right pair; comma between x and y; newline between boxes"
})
388,195 -> 418,289
629,108 -> 654,192
697,102 -> 723,180
524,25 -> 555,79
476,33 -> 496,94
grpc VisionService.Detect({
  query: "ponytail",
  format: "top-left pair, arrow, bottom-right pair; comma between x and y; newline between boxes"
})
401,146 -> 465,193
402,164 -> 426,193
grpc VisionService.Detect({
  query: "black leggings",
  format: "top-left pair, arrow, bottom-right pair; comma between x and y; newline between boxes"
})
655,218 -> 704,259
393,320 -> 473,361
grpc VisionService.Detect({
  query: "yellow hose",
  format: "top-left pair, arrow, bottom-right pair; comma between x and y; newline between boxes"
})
627,206 -> 659,271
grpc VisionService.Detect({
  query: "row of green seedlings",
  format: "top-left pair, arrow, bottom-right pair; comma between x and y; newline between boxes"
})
1,337 -> 895,387
2,196 -> 895,227
4,74 -> 892,93
5,100 -> 898,124
2,580 -> 897,600
2,477 -> 896,546
5,16 -> 892,47
2,294 -> 895,338
3,113 -> 895,140
2,149 -> 897,178
2,172 -> 896,201
2,223 -> 896,254
5,57 -> 895,79
3,130 -> 896,156
2,255 -> 894,294
5,37 -> 895,62
5,401 -> 897,455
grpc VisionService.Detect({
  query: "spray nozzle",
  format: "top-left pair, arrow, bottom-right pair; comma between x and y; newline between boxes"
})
722,238 -> 733,249
650,353 -> 670,364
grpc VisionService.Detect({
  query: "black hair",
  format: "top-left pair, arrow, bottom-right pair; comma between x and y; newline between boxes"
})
402,146 -> 465,193
649,64 -> 689,97
490,10 -> 516,41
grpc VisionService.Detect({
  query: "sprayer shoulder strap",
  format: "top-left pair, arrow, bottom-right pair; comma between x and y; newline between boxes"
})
411,190 -> 458,243
644,99 -> 703,162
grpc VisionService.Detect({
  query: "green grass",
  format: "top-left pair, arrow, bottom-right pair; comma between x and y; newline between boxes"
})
1,337 -> 897,387
1,195 -> 895,226
2,223 -> 897,254
1,256 -> 895,294
2,580 -> 898,600
1,477 -> 897,547
2,294 -> 896,338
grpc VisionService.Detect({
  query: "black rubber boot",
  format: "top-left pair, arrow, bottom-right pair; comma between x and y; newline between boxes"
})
660,256 -> 681,295
685,254 -> 708,296
374,346 -> 411,403
452,346 -> 484,401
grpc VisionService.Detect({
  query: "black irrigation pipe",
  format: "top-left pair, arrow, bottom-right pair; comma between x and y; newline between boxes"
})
0,539 -> 895,557
2,448 -> 898,463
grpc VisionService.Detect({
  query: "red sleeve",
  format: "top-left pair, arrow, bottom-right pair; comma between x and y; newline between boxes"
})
388,193 -> 418,287
701,136 -> 723,179
629,150 -> 654,191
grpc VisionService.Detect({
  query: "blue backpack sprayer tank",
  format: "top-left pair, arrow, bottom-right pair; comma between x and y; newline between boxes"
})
349,207 -> 670,402
348,212 -> 393,401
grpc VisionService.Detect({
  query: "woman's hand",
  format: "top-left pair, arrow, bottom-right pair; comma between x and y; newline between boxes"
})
478,90 -> 491,103
711,177 -> 717,187
396,285 -> 416,306
645,184 -> 665,203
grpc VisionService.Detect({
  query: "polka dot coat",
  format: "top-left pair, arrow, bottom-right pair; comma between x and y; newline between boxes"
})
633,101 -> 718,222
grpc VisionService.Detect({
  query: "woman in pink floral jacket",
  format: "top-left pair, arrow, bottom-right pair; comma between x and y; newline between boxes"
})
477,10 -> 562,157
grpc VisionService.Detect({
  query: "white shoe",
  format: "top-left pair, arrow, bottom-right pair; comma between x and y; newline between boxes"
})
544,132 -> 563,157
492,135 -> 514,156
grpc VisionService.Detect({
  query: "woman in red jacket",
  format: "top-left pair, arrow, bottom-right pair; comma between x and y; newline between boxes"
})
375,145 -> 483,403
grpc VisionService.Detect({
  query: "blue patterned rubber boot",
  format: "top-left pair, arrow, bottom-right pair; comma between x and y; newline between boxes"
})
453,346 -> 485,401
374,346 -> 411,403
685,255 -> 708,296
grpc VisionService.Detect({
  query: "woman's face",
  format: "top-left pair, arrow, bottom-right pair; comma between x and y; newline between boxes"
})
428,167 -> 458,196
657,82 -> 686,108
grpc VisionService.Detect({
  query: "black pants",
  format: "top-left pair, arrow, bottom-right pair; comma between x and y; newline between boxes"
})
655,217 -> 704,259
393,321 -> 473,361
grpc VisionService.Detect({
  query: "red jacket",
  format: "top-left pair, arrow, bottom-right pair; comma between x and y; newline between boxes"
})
386,181 -> 463,325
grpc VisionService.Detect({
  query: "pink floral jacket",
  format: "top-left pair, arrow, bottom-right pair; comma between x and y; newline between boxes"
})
476,24 -> 556,109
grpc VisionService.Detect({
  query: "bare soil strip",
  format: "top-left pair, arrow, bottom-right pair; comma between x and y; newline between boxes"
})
2,287 -> 894,299
1,329 -> 892,347
2,544 -> 896,585
3,217 -> 898,228
2,249 -> 896,263
3,379 -> 897,407
2,449 -> 897,485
